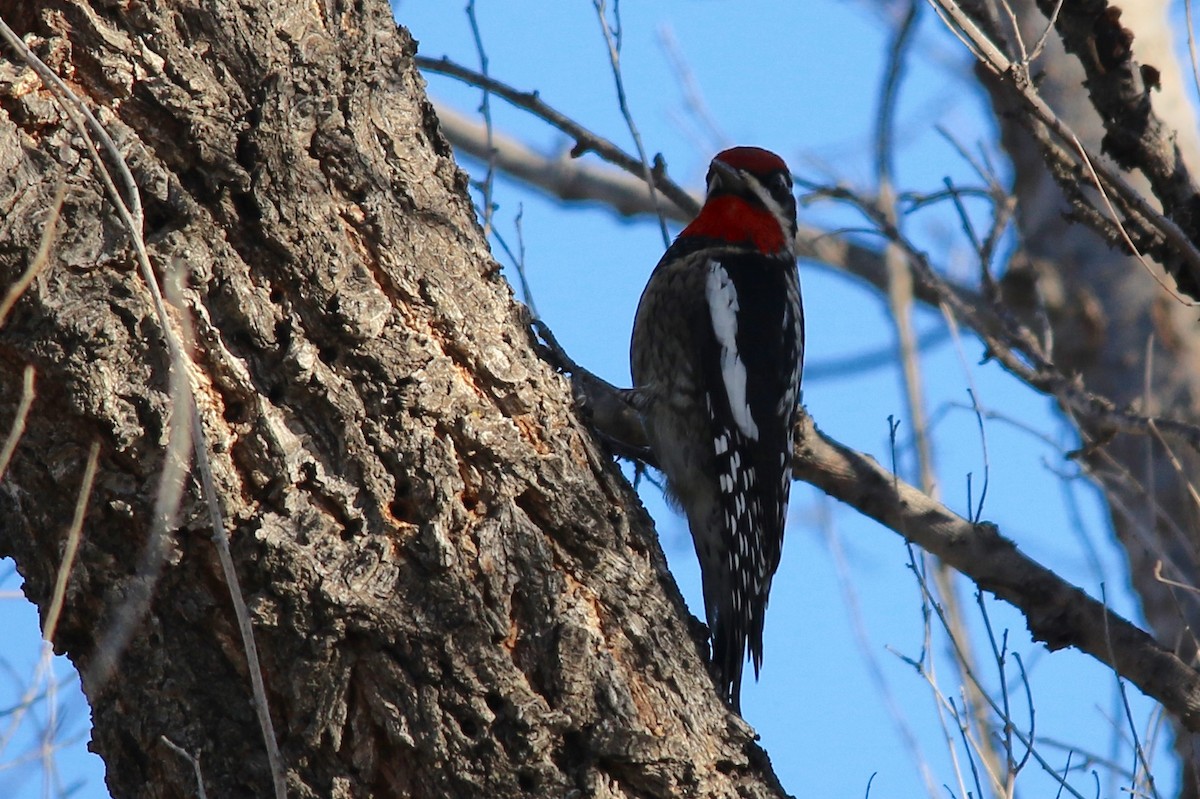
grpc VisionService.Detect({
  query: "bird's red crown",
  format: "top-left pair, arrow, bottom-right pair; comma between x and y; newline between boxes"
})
712,146 -> 788,177
678,147 -> 794,254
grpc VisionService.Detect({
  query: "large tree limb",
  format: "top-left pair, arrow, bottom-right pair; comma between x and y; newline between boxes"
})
539,334 -> 1200,734
791,411 -> 1200,731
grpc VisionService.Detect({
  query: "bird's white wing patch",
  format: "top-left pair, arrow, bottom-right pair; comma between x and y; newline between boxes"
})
705,261 -> 759,441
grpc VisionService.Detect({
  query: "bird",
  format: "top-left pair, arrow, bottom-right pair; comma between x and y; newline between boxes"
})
630,146 -> 803,711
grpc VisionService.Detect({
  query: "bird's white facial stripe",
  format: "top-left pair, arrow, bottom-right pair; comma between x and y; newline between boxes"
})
706,262 -> 760,441
743,174 -> 795,251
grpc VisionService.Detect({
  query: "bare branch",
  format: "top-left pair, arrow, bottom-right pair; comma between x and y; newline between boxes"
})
440,92 -> 1200,459
0,180 -> 64,327
591,0 -> 670,246
417,55 -> 699,216
548,340 -> 1200,733
1032,0 -> 1200,275
161,736 -> 210,799
0,365 -> 33,481
433,104 -> 692,219
928,0 -> 1200,300
464,0 -> 496,235
791,409 -> 1200,733
42,441 -> 100,647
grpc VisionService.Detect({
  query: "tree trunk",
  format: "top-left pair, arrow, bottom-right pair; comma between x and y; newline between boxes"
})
978,0 -> 1200,791
0,2 -> 786,797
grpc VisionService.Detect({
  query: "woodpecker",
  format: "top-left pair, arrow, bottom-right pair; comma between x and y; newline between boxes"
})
630,146 -> 803,712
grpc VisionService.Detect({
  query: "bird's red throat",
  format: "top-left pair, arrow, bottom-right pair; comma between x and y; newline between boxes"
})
680,195 -> 789,254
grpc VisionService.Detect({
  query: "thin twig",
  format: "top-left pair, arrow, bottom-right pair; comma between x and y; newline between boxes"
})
1071,133 -> 1195,306
1187,0 -> 1200,114
42,442 -> 100,647
504,206 -> 540,319
940,308 -> 990,524
819,501 -> 941,798
0,180 -> 65,327
0,19 -> 288,798
0,366 -> 35,481
171,264 -> 288,799
656,25 -> 728,154
975,593 -> 1017,793
1099,585 -> 1160,799
1027,0 -> 1065,64
161,736 -> 209,799
416,56 -> 699,217
465,0 -> 496,235
1153,561 -> 1200,596
592,0 -> 670,247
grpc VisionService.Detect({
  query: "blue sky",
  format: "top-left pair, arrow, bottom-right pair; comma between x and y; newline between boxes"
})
0,1 -> 1182,796
402,1 -> 1174,795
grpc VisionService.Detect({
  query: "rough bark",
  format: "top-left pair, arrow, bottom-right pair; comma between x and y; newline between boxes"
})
975,0 -> 1200,792
0,2 -> 788,797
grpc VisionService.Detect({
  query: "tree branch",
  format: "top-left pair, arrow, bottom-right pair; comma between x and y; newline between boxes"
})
930,0 -> 1200,299
537,335 -> 1200,733
417,54 -> 698,217
1035,0 -> 1200,282
791,410 -> 1200,733
427,75 -> 1200,455
433,104 -> 683,218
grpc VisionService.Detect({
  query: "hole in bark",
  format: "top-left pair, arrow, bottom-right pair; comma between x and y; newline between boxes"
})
551,728 -> 593,786
143,195 -> 181,241
390,482 -> 417,524
389,497 -> 413,522
517,770 -> 537,792
274,319 -> 292,351
230,188 -> 262,223
460,487 -> 480,512
228,329 -> 255,353
456,715 -> 479,738
484,691 -> 504,714
318,343 -> 338,365
223,399 -> 248,424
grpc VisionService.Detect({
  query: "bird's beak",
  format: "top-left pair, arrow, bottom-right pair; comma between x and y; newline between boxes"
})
709,159 -> 748,194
